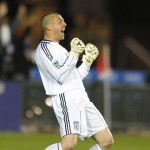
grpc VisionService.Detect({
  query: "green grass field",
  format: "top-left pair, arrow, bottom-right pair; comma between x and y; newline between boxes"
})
0,132 -> 150,150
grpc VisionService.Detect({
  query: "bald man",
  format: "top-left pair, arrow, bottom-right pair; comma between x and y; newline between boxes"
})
35,13 -> 114,150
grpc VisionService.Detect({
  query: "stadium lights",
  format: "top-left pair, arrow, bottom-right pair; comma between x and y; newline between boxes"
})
45,97 -> 53,107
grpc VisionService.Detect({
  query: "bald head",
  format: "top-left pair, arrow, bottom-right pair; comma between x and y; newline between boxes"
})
41,12 -> 67,42
41,13 -> 60,31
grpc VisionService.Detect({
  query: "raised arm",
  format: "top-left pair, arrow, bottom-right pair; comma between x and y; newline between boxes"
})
77,43 -> 99,80
36,38 -> 85,84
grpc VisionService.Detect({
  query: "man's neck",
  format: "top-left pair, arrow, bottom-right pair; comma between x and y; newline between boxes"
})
44,33 -> 59,43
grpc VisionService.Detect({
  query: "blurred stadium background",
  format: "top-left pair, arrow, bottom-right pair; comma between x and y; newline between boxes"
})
0,0 -> 150,149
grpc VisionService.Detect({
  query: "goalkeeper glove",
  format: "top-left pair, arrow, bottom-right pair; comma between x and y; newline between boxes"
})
70,38 -> 85,58
82,43 -> 99,67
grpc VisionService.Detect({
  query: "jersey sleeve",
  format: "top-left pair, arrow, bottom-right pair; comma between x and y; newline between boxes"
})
38,42 -> 78,84
77,63 -> 90,80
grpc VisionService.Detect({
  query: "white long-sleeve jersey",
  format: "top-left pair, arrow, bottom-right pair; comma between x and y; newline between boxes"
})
35,40 -> 90,96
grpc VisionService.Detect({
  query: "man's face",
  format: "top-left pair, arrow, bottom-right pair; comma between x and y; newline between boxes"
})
51,15 -> 67,42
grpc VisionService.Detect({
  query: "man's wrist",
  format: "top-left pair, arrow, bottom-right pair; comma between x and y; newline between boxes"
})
70,51 -> 79,58
82,55 -> 93,67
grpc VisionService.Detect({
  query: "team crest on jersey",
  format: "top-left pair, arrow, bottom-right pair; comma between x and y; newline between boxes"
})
52,60 -> 60,68
73,121 -> 79,131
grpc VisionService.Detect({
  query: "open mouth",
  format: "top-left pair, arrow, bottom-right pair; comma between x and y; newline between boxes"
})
61,29 -> 65,35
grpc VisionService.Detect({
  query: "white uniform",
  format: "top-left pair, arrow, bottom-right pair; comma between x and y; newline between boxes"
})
35,40 -> 108,139
35,40 -> 88,96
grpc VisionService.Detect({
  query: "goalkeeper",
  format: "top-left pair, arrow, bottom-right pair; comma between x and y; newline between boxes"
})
35,13 -> 114,150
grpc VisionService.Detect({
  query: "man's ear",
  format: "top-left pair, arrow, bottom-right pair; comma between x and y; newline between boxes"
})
47,24 -> 52,31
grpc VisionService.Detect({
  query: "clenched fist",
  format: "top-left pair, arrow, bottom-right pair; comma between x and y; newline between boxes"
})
82,43 -> 99,66
70,38 -> 85,58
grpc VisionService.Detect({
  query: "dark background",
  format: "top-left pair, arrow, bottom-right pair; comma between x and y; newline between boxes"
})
1,0 -> 150,81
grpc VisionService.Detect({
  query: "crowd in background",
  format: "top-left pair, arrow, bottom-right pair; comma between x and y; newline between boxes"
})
0,0 -> 112,81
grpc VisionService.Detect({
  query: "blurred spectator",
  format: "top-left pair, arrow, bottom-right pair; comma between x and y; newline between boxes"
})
0,1 -> 11,48
10,0 -> 59,80
0,1 -> 14,80
10,2 -> 30,80
11,3 -> 27,41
